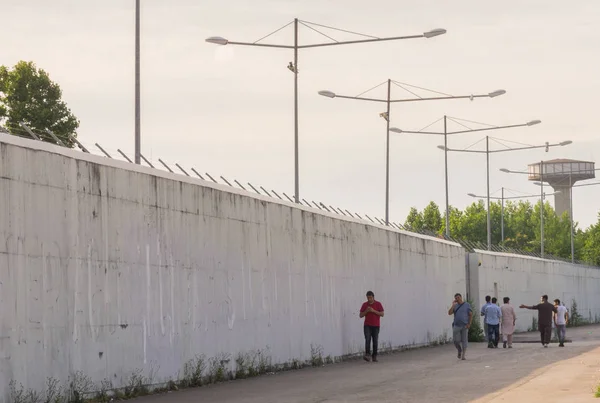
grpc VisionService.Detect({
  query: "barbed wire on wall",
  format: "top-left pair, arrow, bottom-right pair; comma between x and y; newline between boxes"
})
1,123 -> 596,269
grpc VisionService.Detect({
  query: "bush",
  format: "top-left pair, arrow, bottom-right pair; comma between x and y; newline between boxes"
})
467,299 -> 485,342
568,299 -> 589,328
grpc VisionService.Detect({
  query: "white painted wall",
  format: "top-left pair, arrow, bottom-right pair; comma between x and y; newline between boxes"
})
472,250 -> 600,332
0,134 -> 466,397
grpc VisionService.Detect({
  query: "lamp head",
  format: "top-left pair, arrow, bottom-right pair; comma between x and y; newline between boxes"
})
488,89 -> 506,98
423,28 -> 447,38
318,90 -> 336,98
206,36 -> 229,45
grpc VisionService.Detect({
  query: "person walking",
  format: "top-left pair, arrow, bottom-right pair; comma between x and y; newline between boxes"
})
520,295 -> 557,347
500,297 -> 517,348
448,293 -> 473,360
554,299 -> 569,347
359,291 -> 384,362
480,295 -> 492,342
485,297 -> 502,348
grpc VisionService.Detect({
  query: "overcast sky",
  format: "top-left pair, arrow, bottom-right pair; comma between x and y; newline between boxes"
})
2,0 -> 600,229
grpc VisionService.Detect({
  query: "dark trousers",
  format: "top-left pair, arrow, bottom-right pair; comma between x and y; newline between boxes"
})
539,323 -> 552,345
487,324 -> 500,347
364,325 -> 380,357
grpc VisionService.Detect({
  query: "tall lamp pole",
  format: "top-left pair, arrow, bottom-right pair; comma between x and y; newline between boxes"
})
441,138 -> 572,250
207,20 -> 447,204
322,89 -> 506,225
134,0 -> 141,164
391,118 -> 541,237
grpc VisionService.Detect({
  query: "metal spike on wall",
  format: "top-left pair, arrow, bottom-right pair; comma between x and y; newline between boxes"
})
158,159 -> 174,173
117,149 -> 133,163
175,163 -> 190,176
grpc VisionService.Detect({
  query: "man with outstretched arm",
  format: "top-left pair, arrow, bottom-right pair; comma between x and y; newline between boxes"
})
448,293 -> 472,360
360,291 -> 384,362
520,295 -> 557,347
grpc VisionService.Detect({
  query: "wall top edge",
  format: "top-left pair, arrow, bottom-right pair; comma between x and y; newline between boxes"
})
0,134 -> 462,248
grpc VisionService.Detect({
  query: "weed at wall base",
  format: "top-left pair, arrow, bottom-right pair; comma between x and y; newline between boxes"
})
310,344 -> 324,367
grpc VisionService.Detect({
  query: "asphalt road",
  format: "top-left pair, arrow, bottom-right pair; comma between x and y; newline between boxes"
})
136,325 -> 600,403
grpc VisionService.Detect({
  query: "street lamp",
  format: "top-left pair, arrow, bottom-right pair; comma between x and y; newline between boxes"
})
392,117 -> 539,237
135,0 -> 141,164
441,137 -> 572,250
467,188 -> 560,244
207,20 -> 447,204
320,86 -> 506,225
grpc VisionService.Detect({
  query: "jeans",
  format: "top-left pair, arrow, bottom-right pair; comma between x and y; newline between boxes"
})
556,324 -> 566,343
453,325 -> 468,352
487,324 -> 500,347
539,323 -> 552,345
364,325 -> 380,357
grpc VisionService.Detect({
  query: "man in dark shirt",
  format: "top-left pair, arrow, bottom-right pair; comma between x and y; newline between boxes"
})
360,291 -> 384,362
520,295 -> 557,347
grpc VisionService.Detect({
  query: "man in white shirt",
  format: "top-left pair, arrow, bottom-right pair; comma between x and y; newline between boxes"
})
553,299 -> 569,347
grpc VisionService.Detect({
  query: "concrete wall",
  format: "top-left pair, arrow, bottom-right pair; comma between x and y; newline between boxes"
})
0,134 -> 466,397
470,250 -> 600,332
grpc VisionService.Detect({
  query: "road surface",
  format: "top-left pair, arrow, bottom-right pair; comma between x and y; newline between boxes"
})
137,325 -> 600,403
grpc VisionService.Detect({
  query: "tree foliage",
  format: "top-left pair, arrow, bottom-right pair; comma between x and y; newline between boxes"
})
404,200 -> 600,266
0,61 -> 79,147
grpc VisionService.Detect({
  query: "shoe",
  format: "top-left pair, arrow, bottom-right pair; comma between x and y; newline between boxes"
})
461,351 -> 466,360
508,345 -> 513,348
559,343 -> 564,347
544,344 -> 548,348
363,354 -> 371,362
503,341 -> 507,348
372,356 -> 378,362
458,350 -> 462,359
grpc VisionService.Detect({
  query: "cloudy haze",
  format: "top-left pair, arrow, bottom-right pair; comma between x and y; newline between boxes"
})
2,0 -> 599,228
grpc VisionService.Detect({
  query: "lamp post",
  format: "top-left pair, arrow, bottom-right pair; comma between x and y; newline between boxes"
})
207,20 -> 447,204
320,89 -> 506,225
134,0 -> 141,164
441,139 -> 572,250
391,118 -> 540,236
467,188 -> 560,244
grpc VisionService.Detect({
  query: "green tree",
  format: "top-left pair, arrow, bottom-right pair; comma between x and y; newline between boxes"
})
503,200 -> 536,250
441,206 -> 463,238
404,207 -> 424,232
410,199 -> 600,267
422,201 -> 442,233
581,213 -> 600,266
455,201 -> 487,243
0,61 -> 79,147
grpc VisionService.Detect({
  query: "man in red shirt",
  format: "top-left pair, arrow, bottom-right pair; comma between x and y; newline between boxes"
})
360,291 -> 384,362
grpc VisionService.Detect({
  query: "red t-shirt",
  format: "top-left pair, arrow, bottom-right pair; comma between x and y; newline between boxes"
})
360,301 -> 384,327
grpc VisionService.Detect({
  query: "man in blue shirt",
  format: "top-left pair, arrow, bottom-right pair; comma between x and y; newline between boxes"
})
480,295 -> 492,342
485,297 -> 502,348
448,293 -> 473,360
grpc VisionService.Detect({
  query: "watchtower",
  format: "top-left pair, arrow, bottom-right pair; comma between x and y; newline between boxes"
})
528,159 -> 595,217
